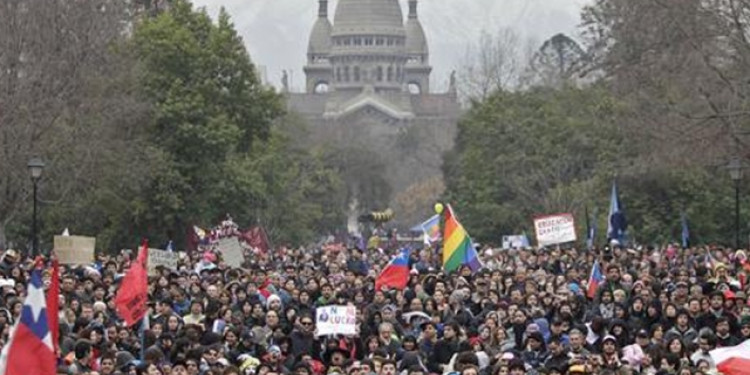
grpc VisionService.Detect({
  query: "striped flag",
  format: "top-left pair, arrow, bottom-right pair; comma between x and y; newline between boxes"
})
443,205 -> 482,272
587,260 -> 604,299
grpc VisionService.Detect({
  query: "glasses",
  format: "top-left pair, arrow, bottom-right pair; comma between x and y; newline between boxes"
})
301,321 -> 313,326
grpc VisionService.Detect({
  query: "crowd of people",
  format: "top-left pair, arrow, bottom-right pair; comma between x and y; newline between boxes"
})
0,239 -> 746,375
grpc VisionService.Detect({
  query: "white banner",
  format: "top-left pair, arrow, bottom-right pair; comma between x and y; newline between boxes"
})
501,235 -> 527,249
147,249 -> 178,276
315,305 -> 357,336
533,213 -> 577,247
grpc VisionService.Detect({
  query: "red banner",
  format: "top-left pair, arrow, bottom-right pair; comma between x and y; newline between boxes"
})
115,240 -> 149,326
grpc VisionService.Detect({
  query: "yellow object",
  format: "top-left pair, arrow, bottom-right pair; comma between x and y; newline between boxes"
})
434,202 -> 444,215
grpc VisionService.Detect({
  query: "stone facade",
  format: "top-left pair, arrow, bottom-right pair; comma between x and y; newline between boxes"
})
286,0 -> 460,225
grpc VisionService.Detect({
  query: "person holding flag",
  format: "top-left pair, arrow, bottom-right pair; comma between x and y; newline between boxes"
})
0,268 -> 56,375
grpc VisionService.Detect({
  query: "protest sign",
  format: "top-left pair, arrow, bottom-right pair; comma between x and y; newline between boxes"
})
533,213 -> 577,247
147,248 -> 178,276
217,237 -> 244,268
54,235 -> 95,264
315,305 -> 357,336
501,235 -> 527,249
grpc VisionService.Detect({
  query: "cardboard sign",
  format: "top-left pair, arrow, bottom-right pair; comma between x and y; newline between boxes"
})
315,305 -> 357,336
54,235 -> 95,264
534,213 -> 577,247
147,248 -> 178,276
217,237 -> 244,268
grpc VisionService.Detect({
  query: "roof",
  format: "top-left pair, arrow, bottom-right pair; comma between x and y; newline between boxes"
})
308,18 -> 333,55
332,0 -> 405,37
405,18 -> 428,56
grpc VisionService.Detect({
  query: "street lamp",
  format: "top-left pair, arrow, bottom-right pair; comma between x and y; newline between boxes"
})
728,158 -> 743,249
27,157 -> 44,257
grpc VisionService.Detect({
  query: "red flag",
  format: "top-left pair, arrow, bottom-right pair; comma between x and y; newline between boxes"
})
240,226 -> 270,254
115,240 -> 149,326
46,258 -> 60,356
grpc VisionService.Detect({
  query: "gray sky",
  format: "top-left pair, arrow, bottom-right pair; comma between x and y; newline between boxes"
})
193,0 -> 590,92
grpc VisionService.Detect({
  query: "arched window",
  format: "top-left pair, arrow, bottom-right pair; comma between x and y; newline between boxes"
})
314,82 -> 329,93
408,82 -> 421,95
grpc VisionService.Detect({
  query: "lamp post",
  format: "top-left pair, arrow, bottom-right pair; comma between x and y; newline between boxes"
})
27,157 -> 44,257
728,158 -> 743,249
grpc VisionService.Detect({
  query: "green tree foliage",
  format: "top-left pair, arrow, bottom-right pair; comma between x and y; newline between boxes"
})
124,1 -> 346,248
443,85 -> 623,242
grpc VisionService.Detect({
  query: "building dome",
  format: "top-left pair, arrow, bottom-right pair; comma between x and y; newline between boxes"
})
308,18 -> 333,56
332,0 -> 405,37
405,18 -> 428,57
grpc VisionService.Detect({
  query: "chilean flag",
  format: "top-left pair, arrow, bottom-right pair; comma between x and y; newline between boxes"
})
711,339 -> 750,375
0,269 -> 56,375
375,248 -> 411,291
586,260 -> 604,299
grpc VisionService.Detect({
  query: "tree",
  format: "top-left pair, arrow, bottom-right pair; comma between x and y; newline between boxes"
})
129,0 -> 284,246
443,85 -> 624,243
581,0 -> 750,168
527,33 -> 589,88
0,0 -> 153,250
457,28 -> 534,101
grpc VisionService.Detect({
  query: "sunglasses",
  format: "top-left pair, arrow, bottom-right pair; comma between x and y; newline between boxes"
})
301,321 -> 313,326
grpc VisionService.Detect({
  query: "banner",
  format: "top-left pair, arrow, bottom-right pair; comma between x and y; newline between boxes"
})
501,235 -> 527,250
147,249 -> 178,276
533,213 -> 577,247
315,305 -> 357,336
217,238 -> 244,268
54,235 -> 95,264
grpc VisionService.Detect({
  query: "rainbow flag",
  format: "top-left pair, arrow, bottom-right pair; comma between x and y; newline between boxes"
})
443,205 -> 482,272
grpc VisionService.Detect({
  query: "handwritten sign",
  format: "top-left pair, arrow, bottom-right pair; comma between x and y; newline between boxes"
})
534,213 -> 577,247
217,238 -> 244,268
54,235 -> 95,264
147,248 -> 178,276
315,305 -> 357,336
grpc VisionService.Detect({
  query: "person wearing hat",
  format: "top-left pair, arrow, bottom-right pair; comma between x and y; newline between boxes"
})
600,335 -> 621,370
521,331 -> 547,369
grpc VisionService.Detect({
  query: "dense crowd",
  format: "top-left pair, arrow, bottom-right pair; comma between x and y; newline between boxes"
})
0,241 -> 746,375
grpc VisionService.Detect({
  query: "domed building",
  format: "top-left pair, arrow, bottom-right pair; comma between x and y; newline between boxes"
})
287,0 -> 460,224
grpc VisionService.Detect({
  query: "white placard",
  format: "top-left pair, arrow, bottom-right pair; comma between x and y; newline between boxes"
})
147,248 -> 178,276
533,213 -> 577,247
315,305 -> 357,336
217,238 -> 244,268
54,235 -> 95,264
501,235 -> 527,249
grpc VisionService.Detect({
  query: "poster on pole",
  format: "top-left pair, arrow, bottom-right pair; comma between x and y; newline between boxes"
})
217,237 -> 244,268
533,213 -> 577,247
54,235 -> 96,264
315,305 -> 357,336
147,249 -> 179,276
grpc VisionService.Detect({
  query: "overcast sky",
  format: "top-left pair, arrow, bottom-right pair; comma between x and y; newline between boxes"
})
192,0 -> 590,92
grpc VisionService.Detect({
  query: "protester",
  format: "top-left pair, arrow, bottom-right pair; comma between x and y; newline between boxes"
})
5,228 -> 750,375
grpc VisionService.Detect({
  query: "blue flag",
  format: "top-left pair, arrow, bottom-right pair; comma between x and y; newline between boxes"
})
681,212 -> 690,248
607,181 -> 627,244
